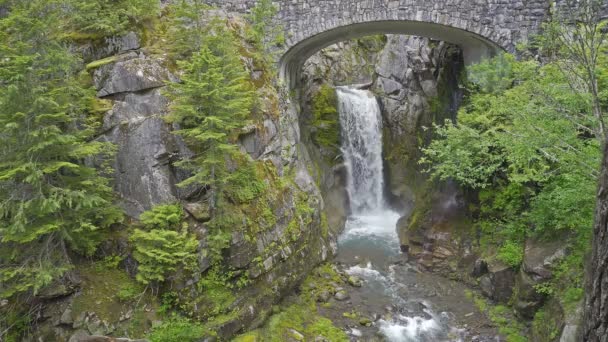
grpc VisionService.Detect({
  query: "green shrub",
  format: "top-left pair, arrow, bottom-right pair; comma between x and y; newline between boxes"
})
117,283 -> 143,302
131,205 -> 198,285
497,241 -> 524,267
140,204 -> 183,230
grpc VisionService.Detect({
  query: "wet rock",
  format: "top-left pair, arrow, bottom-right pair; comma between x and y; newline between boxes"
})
479,262 -> 516,302
60,306 -> 74,325
350,328 -> 363,337
314,336 -> 330,342
471,259 -> 489,278
522,239 -> 567,280
358,317 -> 373,326
334,290 -> 350,301
556,299 -> 581,342
288,328 -> 305,341
347,275 -> 362,287
316,290 -> 332,303
38,282 -> 76,300
514,239 -> 568,318
183,202 -> 211,222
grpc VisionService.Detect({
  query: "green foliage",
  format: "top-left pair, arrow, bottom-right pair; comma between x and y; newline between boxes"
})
246,0 -> 285,69
195,268 -> 236,317
147,315 -> 207,342
422,53 -> 601,269
65,0 -> 159,39
95,255 -> 124,271
531,308 -> 561,342
165,19 -> 254,205
471,293 -> 527,342
0,0 -> 123,300
497,241 -> 524,267
234,264 -> 348,342
130,205 -> 198,285
311,85 -> 341,160
466,54 -> 517,93
117,282 -> 144,302
139,204 -> 183,230
163,0 -> 212,58
224,163 -> 267,204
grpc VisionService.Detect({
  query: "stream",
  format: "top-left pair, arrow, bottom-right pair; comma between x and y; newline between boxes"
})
326,87 -> 499,342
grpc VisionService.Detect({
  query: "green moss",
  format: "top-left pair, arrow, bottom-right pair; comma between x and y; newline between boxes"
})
470,292 -> 527,342
147,315 -> 207,342
234,263 -> 347,341
71,264 -> 159,338
285,192 -> 315,242
233,331 -> 261,342
311,85 -> 340,162
85,55 -> 120,71
193,268 -> 236,318
531,308 -> 561,342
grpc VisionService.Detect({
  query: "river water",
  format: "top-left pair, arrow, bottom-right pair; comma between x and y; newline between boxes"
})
332,87 -> 495,342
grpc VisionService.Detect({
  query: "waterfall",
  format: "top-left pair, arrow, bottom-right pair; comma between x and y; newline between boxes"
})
337,86 -> 385,214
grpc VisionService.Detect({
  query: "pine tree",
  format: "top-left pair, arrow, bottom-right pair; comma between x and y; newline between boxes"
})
165,19 -> 254,210
164,0 -> 211,58
130,204 -> 198,286
0,0 -> 123,299
65,0 -> 159,39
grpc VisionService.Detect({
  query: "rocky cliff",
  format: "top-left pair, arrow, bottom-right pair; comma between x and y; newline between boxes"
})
26,10 -> 340,341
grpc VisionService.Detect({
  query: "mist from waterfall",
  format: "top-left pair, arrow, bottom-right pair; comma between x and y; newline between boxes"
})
337,86 -> 385,214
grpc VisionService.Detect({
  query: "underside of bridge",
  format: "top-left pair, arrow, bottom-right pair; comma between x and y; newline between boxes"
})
278,20 -> 503,88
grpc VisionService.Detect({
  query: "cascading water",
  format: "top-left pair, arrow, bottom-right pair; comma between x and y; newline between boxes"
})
338,87 -> 385,213
335,87 -> 465,342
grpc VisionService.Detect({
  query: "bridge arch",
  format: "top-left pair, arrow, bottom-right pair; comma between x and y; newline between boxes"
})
271,0 -> 550,87
278,19 -> 504,88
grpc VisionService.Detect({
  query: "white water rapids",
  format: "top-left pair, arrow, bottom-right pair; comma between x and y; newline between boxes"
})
335,87 -> 464,342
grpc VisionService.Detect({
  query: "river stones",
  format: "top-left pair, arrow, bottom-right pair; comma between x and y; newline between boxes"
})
334,290 -> 350,301
347,275 -> 363,287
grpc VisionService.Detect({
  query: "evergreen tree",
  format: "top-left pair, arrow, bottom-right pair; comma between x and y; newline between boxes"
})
165,19 -> 254,210
164,0 -> 211,58
0,0 -> 123,299
65,0 -> 159,39
130,204 -> 198,286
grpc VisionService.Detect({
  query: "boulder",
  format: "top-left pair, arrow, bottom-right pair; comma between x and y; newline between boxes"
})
471,259 -> 489,278
81,31 -> 141,62
99,89 -> 180,218
94,57 -> 176,97
514,239 -> 568,318
479,261 -> 516,303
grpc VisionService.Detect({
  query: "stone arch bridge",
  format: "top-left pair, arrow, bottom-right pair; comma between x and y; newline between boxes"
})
204,0 -> 607,86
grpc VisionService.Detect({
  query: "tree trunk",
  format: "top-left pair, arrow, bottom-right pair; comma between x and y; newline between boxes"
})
583,141 -> 608,341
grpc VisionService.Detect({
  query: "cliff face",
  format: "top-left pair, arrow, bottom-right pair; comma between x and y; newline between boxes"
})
27,11 -> 340,340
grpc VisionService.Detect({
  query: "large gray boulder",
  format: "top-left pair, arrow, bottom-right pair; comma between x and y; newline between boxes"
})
99,89 -> 180,218
94,56 -> 176,97
479,261 -> 517,303
80,31 -> 141,62
514,240 -> 568,318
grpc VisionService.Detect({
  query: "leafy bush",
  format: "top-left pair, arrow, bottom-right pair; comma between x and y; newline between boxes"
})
139,204 -> 183,230
497,241 -> 524,267
131,205 -> 198,285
